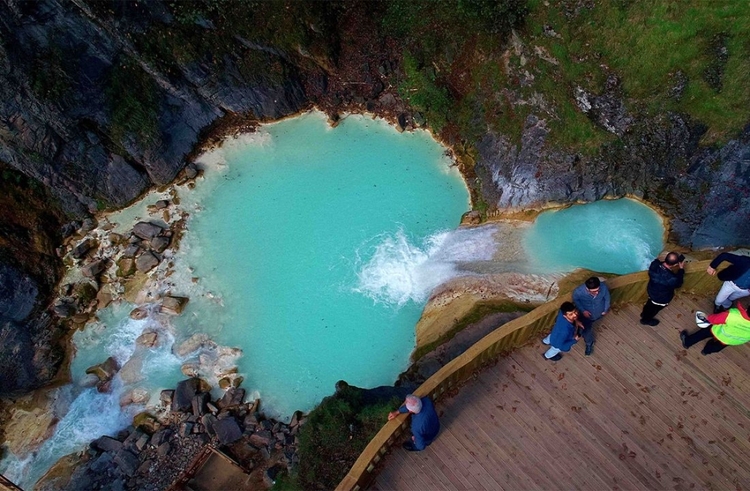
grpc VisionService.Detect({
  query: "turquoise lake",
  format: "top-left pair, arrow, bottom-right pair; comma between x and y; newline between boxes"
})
0,112 -> 666,488
175,112 -> 471,419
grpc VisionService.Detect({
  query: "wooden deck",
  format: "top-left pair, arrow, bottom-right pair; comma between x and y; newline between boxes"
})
372,294 -> 750,490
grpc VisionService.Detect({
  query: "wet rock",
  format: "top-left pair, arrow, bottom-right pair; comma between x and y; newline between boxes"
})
249,430 -> 273,448
159,390 -> 174,407
71,238 -> 98,259
119,355 -> 144,385
160,295 -> 188,315
92,435 -> 123,453
135,433 -> 150,452
80,218 -> 98,234
53,301 -> 76,318
179,421 -> 194,438
413,111 -> 426,127
113,449 -> 139,475
136,330 -> 158,348
79,373 -> 99,388
150,236 -> 171,253
201,414 -> 218,436
81,260 -> 106,278
86,357 -> 119,383
108,232 -> 125,245
218,387 -> 245,409
72,280 -> 99,304
185,164 -> 199,179
96,290 -> 113,309
181,360 -> 200,377
213,418 -> 242,445
461,210 -> 482,225
151,428 -> 171,447
174,333 -> 214,357
129,306 -> 149,320
61,222 -> 81,239
192,392 -> 211,416
116,257 -> 136,277
172,378 -> 207,412
132,222 -> 164,240
157,441 -> 171,458
135,251 -> 160,272
154,200 -> 170,209
134,413 -> 160,434
289,411 -> 302,428
122,244 -> 140,258
90,452 -> 113,473
120,388 -> 150,407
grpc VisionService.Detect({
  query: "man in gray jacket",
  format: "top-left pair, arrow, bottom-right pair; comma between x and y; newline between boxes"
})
572,277 -> 610,356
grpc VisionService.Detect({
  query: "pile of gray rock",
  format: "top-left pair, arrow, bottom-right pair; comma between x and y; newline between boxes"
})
45,377 -> 303,491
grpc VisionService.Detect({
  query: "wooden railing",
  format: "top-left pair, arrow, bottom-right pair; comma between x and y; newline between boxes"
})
336,260 -> 719,491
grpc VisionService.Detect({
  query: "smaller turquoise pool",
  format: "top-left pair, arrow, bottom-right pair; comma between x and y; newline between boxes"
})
524,198 -> 664,274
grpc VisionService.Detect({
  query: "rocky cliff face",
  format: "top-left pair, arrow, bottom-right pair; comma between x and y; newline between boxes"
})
0,0 -> 318,394
1,0 -> 748,394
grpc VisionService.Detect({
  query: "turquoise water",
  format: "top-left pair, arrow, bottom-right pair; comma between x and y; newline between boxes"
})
524,198 -> 664,274
176,112 -> 471,419
0,114 -> 667,489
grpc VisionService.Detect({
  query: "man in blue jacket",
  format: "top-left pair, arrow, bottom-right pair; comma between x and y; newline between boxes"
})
640,252 -> 685,326
388,394 -> 440,451
706,252 -> 750,313
542,301 -> 582,361
572,277 -> 610,356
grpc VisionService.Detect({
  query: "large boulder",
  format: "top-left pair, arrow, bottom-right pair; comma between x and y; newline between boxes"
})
172,378 -> 207,413
132,222 -> 164,241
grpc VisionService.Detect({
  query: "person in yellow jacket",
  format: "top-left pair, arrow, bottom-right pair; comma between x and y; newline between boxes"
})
680,301 -> 750,355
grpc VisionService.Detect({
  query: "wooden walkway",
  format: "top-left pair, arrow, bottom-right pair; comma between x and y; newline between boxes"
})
372,294 -> 750,490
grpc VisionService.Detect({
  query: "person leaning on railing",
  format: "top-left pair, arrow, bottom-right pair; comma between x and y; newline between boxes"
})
680,300 -> 750,355
387,394 -> 440,452
706,251 -> 750,314
640,252 -> 685,327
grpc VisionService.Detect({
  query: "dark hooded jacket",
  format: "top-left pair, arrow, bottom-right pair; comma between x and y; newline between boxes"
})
646,259 -> 684,304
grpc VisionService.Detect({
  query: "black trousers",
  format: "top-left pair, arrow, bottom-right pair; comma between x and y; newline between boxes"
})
683,328 -> 727,355
640,298 -> 667,321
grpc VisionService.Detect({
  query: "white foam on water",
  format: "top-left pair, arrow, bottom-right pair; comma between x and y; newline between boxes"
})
354,225 -> 500,307
4,378 -> 137,489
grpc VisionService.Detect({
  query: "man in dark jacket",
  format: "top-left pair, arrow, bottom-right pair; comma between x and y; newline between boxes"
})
706,252 -> 750,313
640,252 -> 685,326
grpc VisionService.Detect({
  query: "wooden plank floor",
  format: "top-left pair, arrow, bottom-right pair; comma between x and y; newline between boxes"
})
372,294 -> 750,491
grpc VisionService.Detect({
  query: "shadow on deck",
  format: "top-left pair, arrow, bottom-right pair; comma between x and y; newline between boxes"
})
372,293 -> 750,490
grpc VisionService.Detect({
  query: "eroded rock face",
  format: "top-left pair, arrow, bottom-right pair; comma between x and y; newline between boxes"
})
475,112 -> 750,247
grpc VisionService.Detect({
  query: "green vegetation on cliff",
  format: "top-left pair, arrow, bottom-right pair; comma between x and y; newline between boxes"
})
383,0 -> 750,150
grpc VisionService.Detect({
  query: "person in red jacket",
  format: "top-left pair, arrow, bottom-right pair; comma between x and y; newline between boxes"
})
680,301 -> 750,355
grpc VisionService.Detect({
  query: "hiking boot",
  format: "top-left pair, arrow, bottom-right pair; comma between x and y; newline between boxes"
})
714,305 -> 728,314
679,330 -> 689,349
640,318 -> 660,327
585,344 -> 593,356
543,353 -> 563,361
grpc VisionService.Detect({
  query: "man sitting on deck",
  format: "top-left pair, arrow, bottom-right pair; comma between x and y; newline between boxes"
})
541,301 -> 583,361
680,301 -> 750,355
388,394 -> 440,452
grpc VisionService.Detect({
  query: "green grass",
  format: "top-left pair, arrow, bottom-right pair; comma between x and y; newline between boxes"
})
297,388 -> 400,490
569,1 -> 750,143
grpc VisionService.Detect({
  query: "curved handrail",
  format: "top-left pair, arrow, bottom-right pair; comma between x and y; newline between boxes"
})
336,260 -> 719,491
